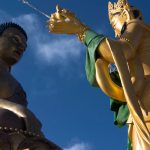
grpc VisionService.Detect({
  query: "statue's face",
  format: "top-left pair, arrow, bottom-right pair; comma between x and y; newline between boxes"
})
0,27 -> 27,66
111,13 -> 127,37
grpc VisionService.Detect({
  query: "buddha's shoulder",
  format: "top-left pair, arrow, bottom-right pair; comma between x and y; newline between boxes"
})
0,70 -> 20,98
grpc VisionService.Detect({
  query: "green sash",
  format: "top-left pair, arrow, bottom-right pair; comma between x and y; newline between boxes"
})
84,30 -> 131,149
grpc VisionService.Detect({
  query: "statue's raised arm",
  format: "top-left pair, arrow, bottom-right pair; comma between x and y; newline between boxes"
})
49,5 -> 88,35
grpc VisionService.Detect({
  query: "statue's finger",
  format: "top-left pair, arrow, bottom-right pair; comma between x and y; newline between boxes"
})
48,22 -> 60,29
50,13 -> 62,21
50,13 -> 58,20
60,9 -> 75,19
56,5 -> 63,13
62,9 -> 68,13
49,23 -> 66,31
48,18 -> 55,24
48,22 -> 55,29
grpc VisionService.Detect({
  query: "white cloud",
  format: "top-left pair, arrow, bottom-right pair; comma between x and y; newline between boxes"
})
36,36 -> 82,64
64,142 -> 91,150
0,10 -> 83,66
12,13 -> 40,33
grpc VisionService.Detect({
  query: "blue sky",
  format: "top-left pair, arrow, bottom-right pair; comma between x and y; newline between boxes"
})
0,0 -> 149,150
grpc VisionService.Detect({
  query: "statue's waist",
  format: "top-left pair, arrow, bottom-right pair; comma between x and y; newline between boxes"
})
0,99 -> 43,136
127,111 -> 150,124
0,108 -> 25,129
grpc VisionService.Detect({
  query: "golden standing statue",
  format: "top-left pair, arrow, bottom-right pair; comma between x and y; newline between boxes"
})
49,0 -> 150,149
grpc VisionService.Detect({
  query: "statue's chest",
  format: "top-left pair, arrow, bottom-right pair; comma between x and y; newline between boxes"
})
0,71 -> 27,106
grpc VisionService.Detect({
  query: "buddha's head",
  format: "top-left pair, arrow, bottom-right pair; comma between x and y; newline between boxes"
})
0,22 -> 27,66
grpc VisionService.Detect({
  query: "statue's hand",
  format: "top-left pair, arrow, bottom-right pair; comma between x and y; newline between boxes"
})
48,5 -> 88,34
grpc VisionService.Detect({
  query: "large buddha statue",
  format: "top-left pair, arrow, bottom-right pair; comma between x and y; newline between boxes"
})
49,0 -> 150,149
0,22 -> 61,150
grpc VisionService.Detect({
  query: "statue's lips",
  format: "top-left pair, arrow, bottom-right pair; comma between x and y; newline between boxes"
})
13,50 -> 22,58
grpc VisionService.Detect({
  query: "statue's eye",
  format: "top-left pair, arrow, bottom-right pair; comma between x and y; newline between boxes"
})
12,36 -> 19,43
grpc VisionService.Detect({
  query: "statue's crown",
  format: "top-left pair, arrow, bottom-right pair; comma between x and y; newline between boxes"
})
108,0 -> 130,23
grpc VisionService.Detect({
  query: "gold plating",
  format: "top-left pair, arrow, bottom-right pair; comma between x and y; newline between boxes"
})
108,0 -> 131,24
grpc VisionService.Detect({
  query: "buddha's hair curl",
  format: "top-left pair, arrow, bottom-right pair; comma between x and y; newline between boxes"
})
0,22 -> 27,40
